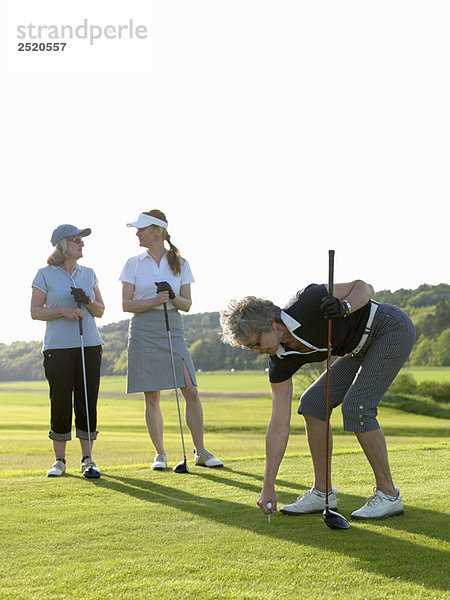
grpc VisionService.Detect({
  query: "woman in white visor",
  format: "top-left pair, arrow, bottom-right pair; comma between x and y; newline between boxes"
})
120,209 -> 223,471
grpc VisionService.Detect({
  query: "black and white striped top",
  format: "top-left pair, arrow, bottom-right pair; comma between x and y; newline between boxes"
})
268,284 -> 371,383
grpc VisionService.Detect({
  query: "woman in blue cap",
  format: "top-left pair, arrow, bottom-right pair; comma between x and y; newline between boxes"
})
31,224 -> 105,478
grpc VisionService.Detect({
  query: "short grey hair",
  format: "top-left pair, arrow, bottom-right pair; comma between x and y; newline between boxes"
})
220,296 -> 282,347
47,238 -> 70,266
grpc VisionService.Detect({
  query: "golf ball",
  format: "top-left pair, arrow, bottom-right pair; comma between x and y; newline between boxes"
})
266,502 -> 272,510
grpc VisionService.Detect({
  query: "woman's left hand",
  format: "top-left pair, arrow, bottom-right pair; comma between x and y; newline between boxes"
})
320,296 -> 346,319
71,287 -> 91,306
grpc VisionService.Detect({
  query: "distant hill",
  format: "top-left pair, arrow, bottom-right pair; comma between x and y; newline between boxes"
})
0,283 -> 448,381
373,284 -> 450,367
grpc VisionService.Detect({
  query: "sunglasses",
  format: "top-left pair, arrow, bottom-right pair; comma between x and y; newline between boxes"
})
67,237 -> 84,244
244,331 -> 263,350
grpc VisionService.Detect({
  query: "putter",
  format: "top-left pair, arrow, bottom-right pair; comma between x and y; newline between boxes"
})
160,300 -> 189,474
77,304 -> 100,479
322,250 -> 350,530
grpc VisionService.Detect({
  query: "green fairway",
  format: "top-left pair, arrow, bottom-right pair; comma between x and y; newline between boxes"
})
0,371 -> 449,599
401,367 -> 450,382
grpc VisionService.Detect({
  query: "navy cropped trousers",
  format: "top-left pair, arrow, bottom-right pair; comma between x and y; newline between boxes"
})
43,345 -> 102,441
298,304 -> 416,432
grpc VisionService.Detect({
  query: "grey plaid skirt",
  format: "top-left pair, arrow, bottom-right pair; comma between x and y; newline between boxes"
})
126,309 -> 197,393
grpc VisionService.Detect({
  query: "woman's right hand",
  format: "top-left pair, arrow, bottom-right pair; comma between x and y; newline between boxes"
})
62,306 -> 84,321
153,290 -> 170,306
257,488 -> 277,515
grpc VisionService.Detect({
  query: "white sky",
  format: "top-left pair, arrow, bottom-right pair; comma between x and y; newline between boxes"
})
1,0 -> 449,344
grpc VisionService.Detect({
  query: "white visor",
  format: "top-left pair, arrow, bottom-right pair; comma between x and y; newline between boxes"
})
127,214 -> 168,229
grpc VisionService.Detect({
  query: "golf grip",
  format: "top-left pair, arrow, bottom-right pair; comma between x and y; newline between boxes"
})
328,249 -> 334,297
163,302 -> 170,331
77,302 -> 83,335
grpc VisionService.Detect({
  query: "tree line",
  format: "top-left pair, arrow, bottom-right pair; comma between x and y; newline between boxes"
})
0,283 -> 449,381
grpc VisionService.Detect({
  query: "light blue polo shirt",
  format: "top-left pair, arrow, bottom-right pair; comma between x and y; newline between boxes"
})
32,264 -> 104,351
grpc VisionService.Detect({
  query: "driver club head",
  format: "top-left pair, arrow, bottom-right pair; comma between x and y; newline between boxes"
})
323,508 -> 350,530
83,466 -> 101,479
173,460 -> 189,474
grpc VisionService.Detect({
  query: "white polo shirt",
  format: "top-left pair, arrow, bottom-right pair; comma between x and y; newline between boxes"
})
119,252 -> 195,310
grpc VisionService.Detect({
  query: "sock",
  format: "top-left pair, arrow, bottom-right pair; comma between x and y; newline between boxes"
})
378,490 -> 399,500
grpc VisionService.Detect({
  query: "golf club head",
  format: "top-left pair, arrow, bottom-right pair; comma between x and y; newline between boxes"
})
83,466 -> 101,479
323,508 -> 350,530
173,460 -> 189,474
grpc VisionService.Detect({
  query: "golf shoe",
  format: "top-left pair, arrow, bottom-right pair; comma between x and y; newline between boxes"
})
194,448 -> 223,468
151,453 -> 167,470
46,459 -> 66,477
351,487 -> 404,520
81,457 -> 101,477
280,488 -> 338,515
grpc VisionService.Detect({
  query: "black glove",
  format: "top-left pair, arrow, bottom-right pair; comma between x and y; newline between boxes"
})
155,281 -> 175,299
71,287 -> 91,306
320,296 -> 346,319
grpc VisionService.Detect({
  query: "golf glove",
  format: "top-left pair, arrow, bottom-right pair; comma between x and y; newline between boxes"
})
156,281 -> 175,299
71,287 -> 91,305
320,296 -> 347,319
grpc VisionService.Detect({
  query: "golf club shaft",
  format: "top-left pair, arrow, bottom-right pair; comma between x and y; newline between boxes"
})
325,250 -> 335,510
163,303 -> 187,462
78,304 -> 93,460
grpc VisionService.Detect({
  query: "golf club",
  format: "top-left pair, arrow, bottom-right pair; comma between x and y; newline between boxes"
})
77,304 -> 100,479
322,250 -> 350,530
159,297 -> 189,474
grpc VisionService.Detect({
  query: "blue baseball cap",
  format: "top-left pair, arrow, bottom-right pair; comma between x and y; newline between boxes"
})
51,224 -> 91,246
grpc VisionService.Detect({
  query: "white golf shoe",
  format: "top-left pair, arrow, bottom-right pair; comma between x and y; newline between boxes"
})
81,457 -> 101,477
194,449 -> 223,468
351,487 -> 404,520
46,459 -> 66,477
151,453 -> 167,471
280,488 -> 338,515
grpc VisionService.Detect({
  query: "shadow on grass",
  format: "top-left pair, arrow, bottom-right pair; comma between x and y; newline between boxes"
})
194,466 -> 450,543
382,394 -> 450,419
95,470 -> 449,594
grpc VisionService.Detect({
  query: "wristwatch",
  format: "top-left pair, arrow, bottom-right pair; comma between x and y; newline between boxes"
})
342,300 -> 352,317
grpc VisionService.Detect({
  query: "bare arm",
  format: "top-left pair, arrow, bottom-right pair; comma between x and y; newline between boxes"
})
30,287 -> 84,322
122,282 -> 167,313
326,280 -> 374,314
85,285 -> 105,319
122,282 -> 192,314
257,377 -> 293,514
172,283 -> 192,312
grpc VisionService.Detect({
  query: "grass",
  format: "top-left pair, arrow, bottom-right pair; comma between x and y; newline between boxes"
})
0,369 -> 449,599
400,367 -> 450,383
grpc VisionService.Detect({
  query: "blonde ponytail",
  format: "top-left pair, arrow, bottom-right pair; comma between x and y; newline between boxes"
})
143,209 -> 182,276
